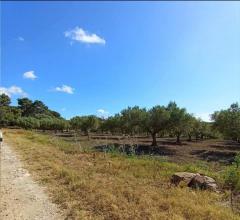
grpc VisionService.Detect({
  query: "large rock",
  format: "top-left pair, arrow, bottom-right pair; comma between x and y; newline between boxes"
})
171,172 -> 218,192
171,172 -> 197,186
188,174 -> 218,192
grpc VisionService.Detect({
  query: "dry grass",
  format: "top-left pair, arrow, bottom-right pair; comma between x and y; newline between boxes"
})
4,129 -> 240,220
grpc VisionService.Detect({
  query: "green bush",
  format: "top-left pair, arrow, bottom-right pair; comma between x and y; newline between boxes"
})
17,117 -> 40,130
224,166 -> 240,191
234,152 -> 240,168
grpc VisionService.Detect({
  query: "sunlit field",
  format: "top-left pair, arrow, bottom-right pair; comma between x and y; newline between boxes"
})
1,2 -> 240,219
4,129 -> 240,220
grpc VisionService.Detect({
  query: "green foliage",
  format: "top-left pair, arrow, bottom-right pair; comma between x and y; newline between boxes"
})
2,93 -> 239,145
100,114 -> 123,134
0,94 -> 11,106
144,106 -> 170,133
39,117 -> 53,130
234,152 -> 240,169
167,102 -> 191,143
52,118 -> 70,131
212,103 -> 240,142
81,115 -> 99,134
0,106 -> 21,127
70,115 -> 99,135
18,98 -> 62,119
95,101 -> 239,146
224,166 -> 240,192
17,117 -> 40,130
143,105 -> 170,145
199,121 -> 212,139
69,116 -> 82,130
39,117 -> 69,131
223,154 -> 240,193
121,106 -> 146,134
0,94 -> 68,130
17,98 -> 33,116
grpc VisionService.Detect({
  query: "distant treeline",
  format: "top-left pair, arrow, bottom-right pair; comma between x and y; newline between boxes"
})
0,93 -> 239,145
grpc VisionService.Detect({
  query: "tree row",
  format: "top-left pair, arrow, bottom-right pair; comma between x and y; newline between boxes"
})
0,94 -> 239,145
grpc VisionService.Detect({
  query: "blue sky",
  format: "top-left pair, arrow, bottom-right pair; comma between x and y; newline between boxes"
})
1,2 -> 240,121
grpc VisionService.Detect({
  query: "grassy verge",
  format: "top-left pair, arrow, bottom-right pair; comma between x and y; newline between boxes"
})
4,129 -> 240,220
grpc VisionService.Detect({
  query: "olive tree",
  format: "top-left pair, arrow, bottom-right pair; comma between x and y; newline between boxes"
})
70,115 -> 99,139
212,103 -> 240,142
142,105 -> 170,146
39,118 -> 54,131
50,119 -> 68,133
167,102 -> 191,144
70,116 -> 82,131
185,115 -> 197,141
121,106 -> 146,135
101,114 -> 123,134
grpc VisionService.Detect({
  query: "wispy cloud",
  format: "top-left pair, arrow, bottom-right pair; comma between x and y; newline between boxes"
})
18,36 -> 24,41
23,71 -> 37,80
0,86 -> 27,97
55,85 -> 74,94
97,109 -> 109,118
64,27 -> 106,44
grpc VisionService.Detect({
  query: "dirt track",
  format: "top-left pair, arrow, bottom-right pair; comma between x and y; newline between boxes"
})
0,142 -> 64,220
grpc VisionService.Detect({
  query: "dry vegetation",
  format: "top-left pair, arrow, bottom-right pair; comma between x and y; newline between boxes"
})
4,129 -> 240,220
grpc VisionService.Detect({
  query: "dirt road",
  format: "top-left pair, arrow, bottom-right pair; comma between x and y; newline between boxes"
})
0,142 -> 64,220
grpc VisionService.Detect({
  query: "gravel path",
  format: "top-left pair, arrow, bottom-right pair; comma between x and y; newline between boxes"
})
0,142 -> 64,220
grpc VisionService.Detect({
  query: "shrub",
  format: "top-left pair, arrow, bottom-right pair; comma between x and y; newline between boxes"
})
17,117 -> 40,130
223,153 -> 240,212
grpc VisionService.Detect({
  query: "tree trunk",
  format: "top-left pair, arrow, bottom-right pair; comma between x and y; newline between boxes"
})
87,132 -> 90,140
151,133 -> 157,146
176,134 -> 181,144
188,134 -> 192,141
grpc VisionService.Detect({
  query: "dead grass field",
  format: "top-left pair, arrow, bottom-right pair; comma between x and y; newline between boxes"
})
4,129 -> 240,220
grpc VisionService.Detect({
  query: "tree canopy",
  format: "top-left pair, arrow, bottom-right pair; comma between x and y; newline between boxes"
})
0,94 -> 11,106
212,103 -> 240,142
0,94 -> 66,130
1,93 -> 239,145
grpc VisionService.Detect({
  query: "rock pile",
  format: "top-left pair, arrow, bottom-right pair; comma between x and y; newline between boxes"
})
171,172 -> 218,192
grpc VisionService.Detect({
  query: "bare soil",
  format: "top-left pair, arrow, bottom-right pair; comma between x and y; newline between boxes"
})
0,142 -> 64,220
55,132 -> 240,165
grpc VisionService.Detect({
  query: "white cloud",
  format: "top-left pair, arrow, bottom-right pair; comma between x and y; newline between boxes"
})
0,86 -> 27,97
23,71 -> 37,80
18,36 -> 24,41
55,85 -> 74,94
195,113 -> 211,122
97,109 -> 109,118
97,109 -> 106,114
64,27 -> 106,44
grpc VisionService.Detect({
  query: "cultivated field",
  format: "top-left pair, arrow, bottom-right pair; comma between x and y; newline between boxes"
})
4,129 -> 240,220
